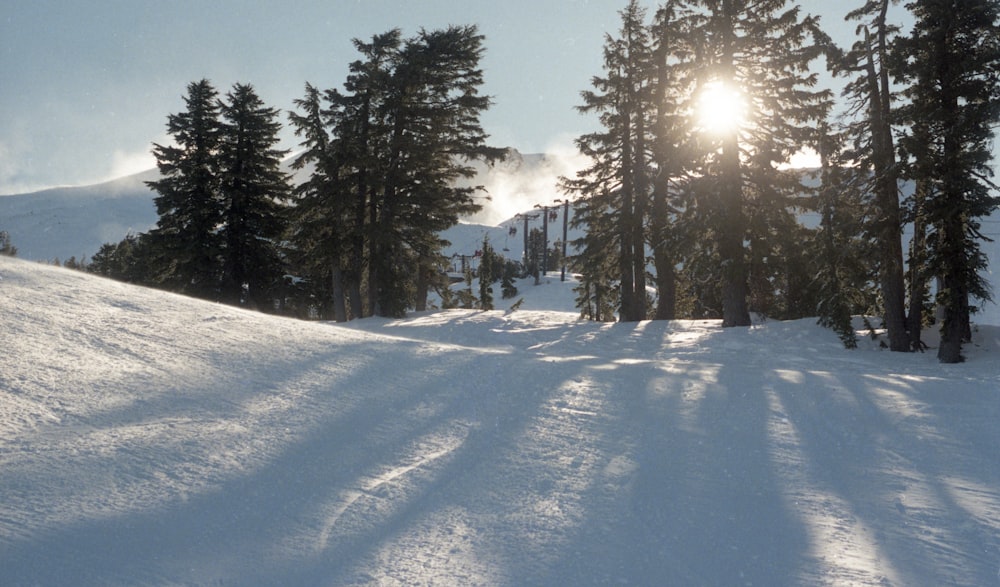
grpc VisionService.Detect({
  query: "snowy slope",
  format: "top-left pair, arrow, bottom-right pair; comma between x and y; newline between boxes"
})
2,256 -> 999,586
0,169 -> 160,262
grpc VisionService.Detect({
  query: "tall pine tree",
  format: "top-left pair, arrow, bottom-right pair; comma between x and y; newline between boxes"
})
682,0 -> 831,327
837,0 -> 910,351
564,0 -> 654,322
371,26 -> 502,317
291,27 -> 499,319
217,83 -> 290,309
146,79 -> 224,299
894,0 -> 1000,362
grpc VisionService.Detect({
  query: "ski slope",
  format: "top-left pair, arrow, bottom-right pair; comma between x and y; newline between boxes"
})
1,256 -> 999,586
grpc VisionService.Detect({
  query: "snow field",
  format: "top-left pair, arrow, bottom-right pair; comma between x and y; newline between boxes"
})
1,256 -> 999,586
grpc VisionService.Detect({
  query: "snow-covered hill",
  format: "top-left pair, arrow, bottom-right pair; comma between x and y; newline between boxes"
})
0,169 -> 160,262
1,256 -> 999,586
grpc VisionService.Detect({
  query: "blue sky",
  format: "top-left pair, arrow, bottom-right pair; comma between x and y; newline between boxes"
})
2,1 -> 887,194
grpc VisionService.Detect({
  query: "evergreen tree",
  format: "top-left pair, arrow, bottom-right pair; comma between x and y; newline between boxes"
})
682,0 -> 831,327
478,236 -> 496,310
88,232 -> 155,284
332,30 -> 403,319
648,0 -> 692,321
894,0 -> 1000,362
564,0 -> 654,322
837,0 -> 910,351
287,82 -> 351,321
570,194 -> 620,321
811,126 -> 872,348
146,79 -> 224,299
371,25 -> 502,317
217,83 -> 291,309
0,231 -> 16,257
292,27 -> 499,319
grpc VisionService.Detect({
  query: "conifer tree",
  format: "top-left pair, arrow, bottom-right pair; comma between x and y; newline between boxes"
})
811,125 -> 871,348
370,25 -> 502,317
894,0 -> 1000,362
88,232 -> 155,284
837,0 -> 910,351
292,27 -> 499,319
217,83 -> 290,309
570,193 -> 620,321
478,236 -> 496,310
0,230 -> 16,257
146,79 -> 224,299
336,30 -> 403,319
288,82 -> 354,321
564,0 -> 654,322
682,0 -> 831,327
648,0 -> 691,321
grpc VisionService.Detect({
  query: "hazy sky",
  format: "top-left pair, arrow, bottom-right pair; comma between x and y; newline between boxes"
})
2,1 -> 894,194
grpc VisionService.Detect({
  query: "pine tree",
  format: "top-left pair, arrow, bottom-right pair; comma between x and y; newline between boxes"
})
0,231 -> 16,257
288,82 -> 351,321
648,0 -> 691,321
369,26 -> 502,317
291,27 -> 499,319
570,192 -> 620,321
336,30 -> 403,319
478,236 -> 496,310
811,125 -> 872,348
88,232 -> 155,284
146,79 -> 224,299
837,0 -> 910,351
894,0 -> 1000,363
216,83 -> 290,309
682,0 -> 831,327
564,0 -> 654,322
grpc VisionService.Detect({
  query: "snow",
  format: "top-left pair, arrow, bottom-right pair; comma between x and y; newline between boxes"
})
2,255 -> 1000,586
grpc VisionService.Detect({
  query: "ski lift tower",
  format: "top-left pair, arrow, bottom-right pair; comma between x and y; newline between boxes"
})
553,198 -> 572,281
514,211 -> 539,272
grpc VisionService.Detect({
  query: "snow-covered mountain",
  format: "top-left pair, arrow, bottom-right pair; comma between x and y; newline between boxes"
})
0,168 -> 160,262
0,149 -> 580,264
2,255 -> 999,586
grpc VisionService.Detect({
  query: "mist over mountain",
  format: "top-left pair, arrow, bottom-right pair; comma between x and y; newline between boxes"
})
0,149 -> 578,264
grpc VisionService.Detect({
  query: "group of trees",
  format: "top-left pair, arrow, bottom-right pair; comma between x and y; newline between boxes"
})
76,3 -> 999,361
91,25 -> 500,320
565,0 -> 1000,362
287,26 -> 503,320
89,79 -> 291,309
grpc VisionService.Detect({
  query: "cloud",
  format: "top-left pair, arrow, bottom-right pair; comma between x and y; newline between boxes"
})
107,146 -> 157,181
464,135 -> 591,226
0,139 -> 41,195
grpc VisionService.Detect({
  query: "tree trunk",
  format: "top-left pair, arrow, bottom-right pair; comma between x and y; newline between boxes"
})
718,0 -> 750,328
719,135 -> 750,327
331,265 -> 347,323
864,28 -> 908,351
907,179 -> 929,350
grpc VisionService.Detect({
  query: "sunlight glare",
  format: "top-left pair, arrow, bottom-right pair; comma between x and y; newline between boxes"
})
697,81 -> 746,135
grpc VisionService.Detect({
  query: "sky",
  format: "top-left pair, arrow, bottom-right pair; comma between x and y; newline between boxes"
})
2,1 -> 896,195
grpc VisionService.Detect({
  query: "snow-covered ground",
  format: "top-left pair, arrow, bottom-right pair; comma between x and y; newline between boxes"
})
2,255 -> 999,586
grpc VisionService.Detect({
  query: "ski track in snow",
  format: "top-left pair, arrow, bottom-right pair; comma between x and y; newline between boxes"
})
1,256 -> 1000,586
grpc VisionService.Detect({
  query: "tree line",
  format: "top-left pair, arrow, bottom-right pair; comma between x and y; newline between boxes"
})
564,0 -> 1000,363
68,1 -> 1000,362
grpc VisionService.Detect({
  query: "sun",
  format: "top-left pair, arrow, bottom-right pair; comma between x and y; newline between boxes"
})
696,80 -> 747,135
